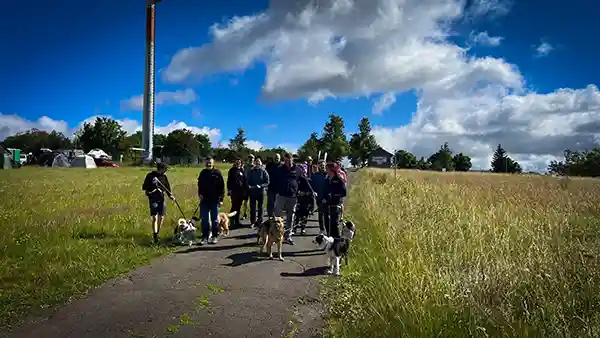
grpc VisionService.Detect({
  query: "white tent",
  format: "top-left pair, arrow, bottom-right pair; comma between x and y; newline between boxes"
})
71,155 -> 97,168
52,153 -> 71,168
88,149 -> 110,159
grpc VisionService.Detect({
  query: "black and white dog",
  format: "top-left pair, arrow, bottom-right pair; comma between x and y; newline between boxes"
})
313,220 -> 356,276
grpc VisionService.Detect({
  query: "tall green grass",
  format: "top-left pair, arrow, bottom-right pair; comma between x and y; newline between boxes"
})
323,169 -> 600,337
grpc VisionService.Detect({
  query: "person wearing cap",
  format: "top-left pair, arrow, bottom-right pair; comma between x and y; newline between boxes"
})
141,162 -> 175,244
241,154 -> 255,220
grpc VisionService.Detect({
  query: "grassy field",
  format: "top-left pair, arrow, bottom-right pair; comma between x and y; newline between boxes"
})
324,169 -> 600,338
0,165 -> 232,329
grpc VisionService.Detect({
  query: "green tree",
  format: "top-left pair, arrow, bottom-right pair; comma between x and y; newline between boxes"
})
491,144 -> 522,173
320,113 -> 349,161
195,133 -> 212,158
163,129 -> 200,158
428,142 -> 455,171
154,133 -> 167,146
548,148 -> 600,177
229,127 -> 247,153
452,153 -> 472,171
1,129 -> 72,153
413,157 -> 431,170
348,117 -> 379,167
297,132 -> 322,161
76,117 -> 126,154
394,149 -> 418,169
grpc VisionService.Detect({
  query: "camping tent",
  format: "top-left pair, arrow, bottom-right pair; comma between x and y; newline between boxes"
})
52,153 -> 71,168
71,155 -> 97,168
88,149 -> 110,159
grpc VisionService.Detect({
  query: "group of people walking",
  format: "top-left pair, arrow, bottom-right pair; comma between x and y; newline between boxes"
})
143,153 -> 348,246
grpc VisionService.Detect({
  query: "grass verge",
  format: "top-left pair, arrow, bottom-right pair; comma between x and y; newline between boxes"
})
0,165 -> 231,329
322,169 -> 600,337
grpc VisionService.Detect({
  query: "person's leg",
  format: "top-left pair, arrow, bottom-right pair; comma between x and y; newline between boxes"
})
210,203 -> 220,242
157,199 -> 166,233
323,205 -> 331,237
149,198 -> 163,244
317,203 -> 326,234
230,193 -> 243,226
266,191 -> 275,217
249,193 -> 257,225
242,196 -> 248,219
199,202 -> 210,243
274,194 -> 285,218
257,192 -> 265,224
283,197 -> 297,243
329,205 -> 341,238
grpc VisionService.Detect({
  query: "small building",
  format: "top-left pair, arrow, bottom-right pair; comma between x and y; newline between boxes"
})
367,147 -> 394,168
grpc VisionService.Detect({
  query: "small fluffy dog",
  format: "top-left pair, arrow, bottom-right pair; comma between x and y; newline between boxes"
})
257,216 -> 285,261
218,211 -> 237,236
175,218 -> 197,246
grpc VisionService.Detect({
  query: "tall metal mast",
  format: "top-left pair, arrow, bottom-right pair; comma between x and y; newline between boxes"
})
141,0 -> 161,164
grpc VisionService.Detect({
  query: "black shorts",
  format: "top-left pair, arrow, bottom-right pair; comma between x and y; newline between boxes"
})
149,198 -> 166,216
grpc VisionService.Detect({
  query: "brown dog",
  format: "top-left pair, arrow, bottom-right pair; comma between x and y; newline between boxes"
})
257,216 -> 285,261
218,211 -> 237,236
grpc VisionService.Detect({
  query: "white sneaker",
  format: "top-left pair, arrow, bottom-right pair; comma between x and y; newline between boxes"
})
208,237 -> 218,244
199,239 -> 208,246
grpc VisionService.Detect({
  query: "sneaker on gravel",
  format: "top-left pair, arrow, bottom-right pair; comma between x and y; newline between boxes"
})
208,237 -> 218,244
199,239 -> 208,246
301,229 -> 307,235
284,238 -> 295,245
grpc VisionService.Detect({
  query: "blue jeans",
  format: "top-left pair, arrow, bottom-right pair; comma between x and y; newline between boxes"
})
199,201 -> 219,240
249,191 -> 265,225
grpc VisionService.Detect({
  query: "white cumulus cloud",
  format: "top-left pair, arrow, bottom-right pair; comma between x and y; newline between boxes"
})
160,0 -> 599,171
0,113 -> 223,147
120,88 -> 198,111
468,31 -> 503,47
534,41 -> 554,58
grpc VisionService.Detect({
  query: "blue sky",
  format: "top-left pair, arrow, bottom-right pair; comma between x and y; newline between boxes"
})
1,0 -> 598,170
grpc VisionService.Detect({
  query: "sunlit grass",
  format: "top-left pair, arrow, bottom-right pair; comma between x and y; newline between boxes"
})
323,169 -> 600,337
0,165 -> 231,328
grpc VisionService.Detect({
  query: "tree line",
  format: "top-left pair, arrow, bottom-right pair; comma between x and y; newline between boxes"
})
1,115 -> 598,177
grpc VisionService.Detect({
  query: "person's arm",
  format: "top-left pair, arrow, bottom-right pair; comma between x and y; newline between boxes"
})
321,179 -> 330,202
226,168 -> 234,192
142,173 -> 152,192
306,178 -> 316,195
197,170 -> 205,197
261,169 -> 270,189
338,179 -> 347,198
164,176 -> 174,199
216,171 -> 225,203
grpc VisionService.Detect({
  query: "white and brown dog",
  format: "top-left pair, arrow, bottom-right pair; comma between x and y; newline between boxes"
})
175,218 -> 198,246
